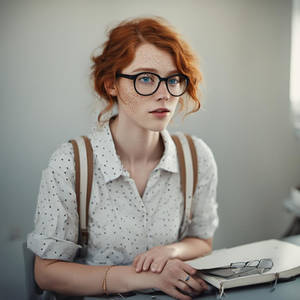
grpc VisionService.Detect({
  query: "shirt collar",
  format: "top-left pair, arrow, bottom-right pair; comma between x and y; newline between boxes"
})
155,129 -> 179,174
91,120 -> 126,183
90,120 -> 179,183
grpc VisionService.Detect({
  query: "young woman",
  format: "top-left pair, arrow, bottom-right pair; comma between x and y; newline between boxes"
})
27,17 -> 219,300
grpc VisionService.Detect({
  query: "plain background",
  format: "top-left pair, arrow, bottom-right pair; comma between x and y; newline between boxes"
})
1,0 -> 300,298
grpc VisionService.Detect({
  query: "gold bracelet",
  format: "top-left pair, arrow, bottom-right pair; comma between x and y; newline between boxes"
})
102,265 -> 113,295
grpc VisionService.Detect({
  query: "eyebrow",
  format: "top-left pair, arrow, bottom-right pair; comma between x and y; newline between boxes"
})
131,67 -> 179,75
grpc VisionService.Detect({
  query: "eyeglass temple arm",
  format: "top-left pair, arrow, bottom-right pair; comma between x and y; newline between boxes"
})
116,73 -> 136,79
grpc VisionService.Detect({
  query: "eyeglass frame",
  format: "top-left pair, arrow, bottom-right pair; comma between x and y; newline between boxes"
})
230,258 -> 273,270
116,72 -> 189,97
201,258 -> 273,279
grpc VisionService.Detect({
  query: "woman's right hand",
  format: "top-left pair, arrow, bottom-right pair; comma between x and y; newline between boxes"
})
154,259 -> 209,300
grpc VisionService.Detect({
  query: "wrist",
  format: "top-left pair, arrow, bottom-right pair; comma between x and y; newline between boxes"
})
165,244 -> 178,259
118,265 -> 160,292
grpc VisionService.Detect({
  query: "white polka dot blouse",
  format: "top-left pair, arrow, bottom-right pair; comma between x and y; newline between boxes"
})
27,119 -> 219,266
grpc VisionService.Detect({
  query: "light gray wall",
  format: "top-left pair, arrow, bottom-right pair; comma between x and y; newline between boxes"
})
1,0 -> 300,298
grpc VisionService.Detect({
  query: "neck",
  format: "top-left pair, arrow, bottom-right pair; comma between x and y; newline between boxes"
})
109,115 -> 164,166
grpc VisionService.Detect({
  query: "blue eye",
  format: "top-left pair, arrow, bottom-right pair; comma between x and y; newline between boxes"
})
137,73 -> 156,85
168,77 -> 179,85
140,76 -> 151,83
169,79 -> 178,84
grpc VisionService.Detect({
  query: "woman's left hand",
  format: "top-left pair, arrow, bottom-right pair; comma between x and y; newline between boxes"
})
133,245 -> 176,273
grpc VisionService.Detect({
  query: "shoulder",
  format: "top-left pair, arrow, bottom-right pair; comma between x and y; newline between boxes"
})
190,135 -> 216,167
178,134 -> 218,177
172,131 -> 216,166
170,131 -> 217,176
46,139 -> 76,179
47,132 -> 99,173
49,140 -> 74,165
49,141 -> 74,162
185,135 -> 218,191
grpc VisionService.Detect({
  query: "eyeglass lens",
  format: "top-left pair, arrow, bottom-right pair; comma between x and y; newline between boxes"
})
258,258 -> 273,269
135,73 -> 187,96
231,259 -> 273,269
231,262 -> 246,268
246,260 -> 259,267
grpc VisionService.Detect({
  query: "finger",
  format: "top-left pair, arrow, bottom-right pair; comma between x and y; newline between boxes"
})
194,276 -> 209,290
168,287 -> 192,300
142,256 -> 154,271
176,281 -> 194,296
135,255 -> 146,272
181,262 -> 197,275
151,258 -> 166,273
184,276 -> 204,293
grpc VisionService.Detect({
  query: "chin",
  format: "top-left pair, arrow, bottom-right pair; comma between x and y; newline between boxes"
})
147,121 -> 169,132
137,115 -> 171,132
150,127 -> 165,132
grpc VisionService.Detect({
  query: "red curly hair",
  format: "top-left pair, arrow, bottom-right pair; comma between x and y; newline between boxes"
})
91,17 -> 202,124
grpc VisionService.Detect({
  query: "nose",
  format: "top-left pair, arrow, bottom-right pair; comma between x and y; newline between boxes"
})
155,80 -> 170,101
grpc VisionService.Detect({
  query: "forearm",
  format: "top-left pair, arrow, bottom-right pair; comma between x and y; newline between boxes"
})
167,237 -> 212,261
35,256 -> 157,296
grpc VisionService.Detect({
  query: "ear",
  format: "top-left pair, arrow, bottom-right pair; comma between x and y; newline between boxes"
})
104,79 -> 118,97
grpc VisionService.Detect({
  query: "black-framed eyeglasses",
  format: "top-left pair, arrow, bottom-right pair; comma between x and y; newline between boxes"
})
201,258 -> 273,279
230,259 -> 273,270
116,72 -> 189,97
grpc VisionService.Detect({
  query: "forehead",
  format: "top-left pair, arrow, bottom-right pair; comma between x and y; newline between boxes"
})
122,43 -> 177,75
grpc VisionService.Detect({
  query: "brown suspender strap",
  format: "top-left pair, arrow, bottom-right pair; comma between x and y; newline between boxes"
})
82,136 -> 93,242
185,134 -> 198,196
171,135 -> 187,214
69,137 -> 94,246
172,134 -> 198,224
185,134 -> 198,220
69,139 -> 81,218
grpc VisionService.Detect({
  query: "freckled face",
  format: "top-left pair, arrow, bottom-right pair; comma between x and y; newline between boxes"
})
113,43 -> 180,132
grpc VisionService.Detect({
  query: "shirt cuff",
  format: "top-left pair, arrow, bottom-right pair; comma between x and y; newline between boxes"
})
27,232 -> 81,261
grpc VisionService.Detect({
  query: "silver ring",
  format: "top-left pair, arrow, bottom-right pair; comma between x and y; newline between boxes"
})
184,275 -> 190,282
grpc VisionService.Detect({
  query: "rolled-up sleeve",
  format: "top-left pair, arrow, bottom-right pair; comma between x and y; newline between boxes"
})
27,142 -> 81,261
186,137 -> 219,239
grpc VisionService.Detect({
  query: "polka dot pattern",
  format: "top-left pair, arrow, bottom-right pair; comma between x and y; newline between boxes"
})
27,120 -> 218,265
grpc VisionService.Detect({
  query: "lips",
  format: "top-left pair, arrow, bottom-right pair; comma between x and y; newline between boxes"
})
150,108 -> 170,113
